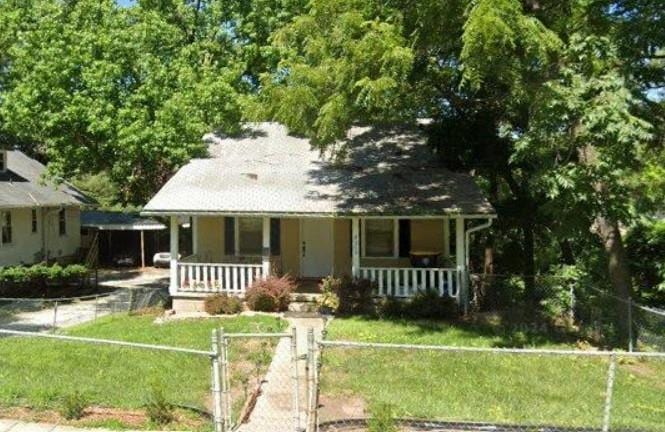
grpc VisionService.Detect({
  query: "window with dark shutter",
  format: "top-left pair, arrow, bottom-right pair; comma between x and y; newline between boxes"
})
398,219 -> 411,257
270,218 -> 281,255
224,217 -> 235,255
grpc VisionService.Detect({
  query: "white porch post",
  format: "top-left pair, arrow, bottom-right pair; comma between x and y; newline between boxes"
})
351,217 -> 360,278
455,217 -> 467,309
191,216 -> 198,256
443,218 -> 450,257
262,216 -> 271,278
169,216 -> 179,296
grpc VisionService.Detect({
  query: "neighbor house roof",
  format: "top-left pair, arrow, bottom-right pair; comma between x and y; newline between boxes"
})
81,210 -> 166,231
143,122 -> 495,216
0,150 -> 88,209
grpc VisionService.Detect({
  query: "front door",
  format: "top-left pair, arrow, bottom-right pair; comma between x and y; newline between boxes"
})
301,218 -> 334,278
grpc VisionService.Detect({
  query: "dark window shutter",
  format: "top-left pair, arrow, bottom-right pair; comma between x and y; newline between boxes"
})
270,218 -> 281,255
398,219 -> 411,257
224,217 -> 235,255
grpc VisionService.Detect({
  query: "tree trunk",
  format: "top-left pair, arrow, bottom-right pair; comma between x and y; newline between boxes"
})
559,239 -> 576,265
522,221 -> 537,307
595,215 -> 632,345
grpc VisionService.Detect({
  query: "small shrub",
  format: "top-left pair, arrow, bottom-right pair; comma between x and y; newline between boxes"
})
376,296 -> 405,318
245,275 -> 296,312
317,276 -> 341,313
59,391 -> 88,420
405,290 -> 458,319
204,294 -> 243,315
335,277 -> 375,316
145,384 -> 174,425
368,403 -> 397,432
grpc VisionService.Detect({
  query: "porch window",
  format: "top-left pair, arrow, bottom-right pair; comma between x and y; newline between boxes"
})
238,217 -> 262,256
364,219 -> 396,257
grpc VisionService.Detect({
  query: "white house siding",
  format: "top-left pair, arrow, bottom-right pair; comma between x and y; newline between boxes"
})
0,206 -> 81,267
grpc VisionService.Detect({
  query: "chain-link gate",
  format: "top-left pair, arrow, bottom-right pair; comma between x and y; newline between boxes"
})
219,327 -> 306,432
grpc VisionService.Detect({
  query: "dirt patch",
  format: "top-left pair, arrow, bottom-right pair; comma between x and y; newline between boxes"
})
0,405 -> 208,430
622,360 -> 665,389
318,394 -> 367,423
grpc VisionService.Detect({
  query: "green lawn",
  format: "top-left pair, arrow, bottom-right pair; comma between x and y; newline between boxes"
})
0,312 -> 286,429
322,317 -> 665,431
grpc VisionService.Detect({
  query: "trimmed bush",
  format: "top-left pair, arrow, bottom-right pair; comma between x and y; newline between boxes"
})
245,275 -> 296,312
204,293 -> 243,315
0,263 -> 89,297
335,277 -> 375,316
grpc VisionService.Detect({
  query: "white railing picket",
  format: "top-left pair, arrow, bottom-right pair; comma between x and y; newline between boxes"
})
175,262 -> 262,296
357,267 -> 459,300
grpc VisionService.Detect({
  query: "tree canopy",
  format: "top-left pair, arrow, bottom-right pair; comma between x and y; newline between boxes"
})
0,0 -> 663,340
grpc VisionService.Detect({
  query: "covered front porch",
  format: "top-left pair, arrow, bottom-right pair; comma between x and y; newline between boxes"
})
167,214 -> 493,304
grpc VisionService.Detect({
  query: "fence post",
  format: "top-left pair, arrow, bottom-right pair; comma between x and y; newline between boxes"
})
128,289 -> 136,312
52,301 -> 58,333
627,297 -> 633,352
220,328 -> 232,430
210,328 -> 224,432
602,353 -> 617,432
306,328 -> 316,432
291,326 -> 301,432
94,295 -> 99,321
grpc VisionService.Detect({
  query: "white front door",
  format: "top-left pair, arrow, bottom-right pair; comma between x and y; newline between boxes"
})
301,218 -> 334,278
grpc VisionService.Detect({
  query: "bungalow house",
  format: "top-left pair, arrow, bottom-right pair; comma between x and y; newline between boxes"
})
143,122 -> 496,312
0,148 -> 87,267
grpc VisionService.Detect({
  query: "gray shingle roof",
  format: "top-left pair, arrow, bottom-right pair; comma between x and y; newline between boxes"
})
0,150 -> 88,208
81,210 -> 166,231
143,123 -> 495,216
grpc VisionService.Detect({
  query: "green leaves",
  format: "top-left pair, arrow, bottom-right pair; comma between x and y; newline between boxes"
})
260,0 -> 414,145
0,0 -> 245,205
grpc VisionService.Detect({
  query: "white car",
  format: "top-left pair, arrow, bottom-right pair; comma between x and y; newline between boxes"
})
153,252 -> 179,268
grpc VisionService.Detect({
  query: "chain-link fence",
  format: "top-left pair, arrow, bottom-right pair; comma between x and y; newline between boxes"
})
0,326 -> 223,431
0,287 -> 168,332
314,340 -> 665,432
468,273 -> 665,352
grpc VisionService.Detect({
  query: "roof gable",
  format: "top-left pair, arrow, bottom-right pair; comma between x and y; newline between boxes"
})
0,150 -> 88,208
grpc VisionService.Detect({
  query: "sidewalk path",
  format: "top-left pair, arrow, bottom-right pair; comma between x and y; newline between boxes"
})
238,316 -> 325,432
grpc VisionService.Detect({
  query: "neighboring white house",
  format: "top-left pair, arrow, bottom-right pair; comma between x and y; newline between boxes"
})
0,148 -> 87,267
143,122 -> 496,312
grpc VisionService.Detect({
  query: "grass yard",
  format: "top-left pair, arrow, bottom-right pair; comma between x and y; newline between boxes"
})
321,317 -> 665,431
0,311 -> 287,430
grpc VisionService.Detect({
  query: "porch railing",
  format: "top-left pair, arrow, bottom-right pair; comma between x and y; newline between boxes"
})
177,262 -> 264,295
359,267 -> 460,298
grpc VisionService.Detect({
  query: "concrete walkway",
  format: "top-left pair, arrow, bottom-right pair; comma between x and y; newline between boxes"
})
238,316 -> 325,432
0,291 -> 133,333
0,419 -> 169,432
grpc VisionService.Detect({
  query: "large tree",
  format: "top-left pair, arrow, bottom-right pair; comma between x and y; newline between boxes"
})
259,0 -> 663,341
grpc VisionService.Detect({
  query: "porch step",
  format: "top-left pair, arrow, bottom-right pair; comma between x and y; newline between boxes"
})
287,300 -> 319,314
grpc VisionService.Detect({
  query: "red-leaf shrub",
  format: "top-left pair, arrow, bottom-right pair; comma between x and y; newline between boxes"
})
245,275 -> 296,312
